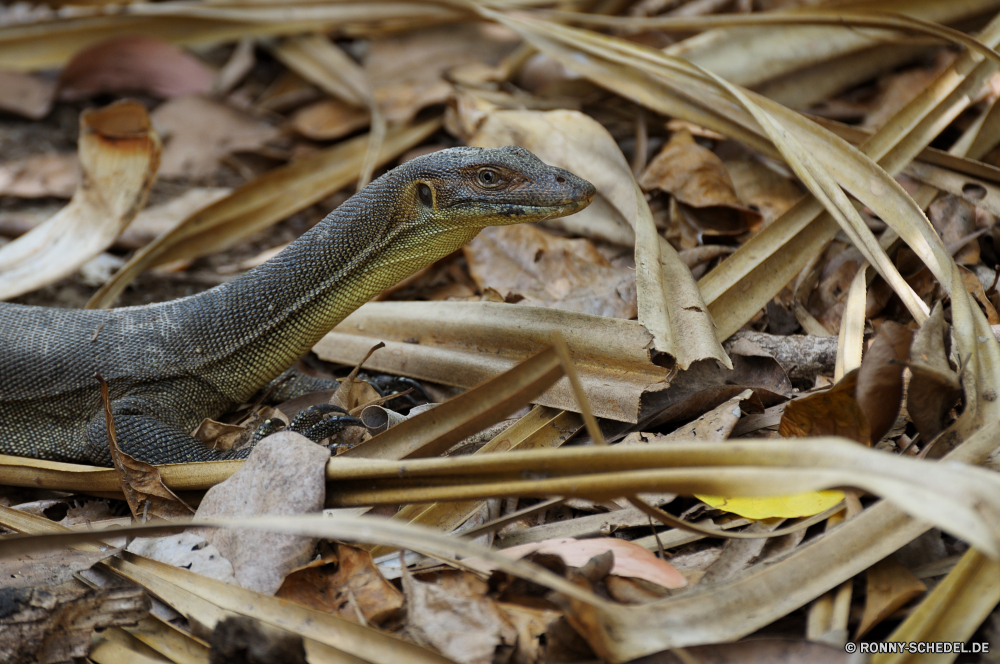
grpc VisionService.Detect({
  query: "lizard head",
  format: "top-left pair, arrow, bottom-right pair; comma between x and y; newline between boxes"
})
400,145 -> 596,229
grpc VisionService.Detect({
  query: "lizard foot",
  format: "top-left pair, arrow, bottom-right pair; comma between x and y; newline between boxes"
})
254,403 -> 363,448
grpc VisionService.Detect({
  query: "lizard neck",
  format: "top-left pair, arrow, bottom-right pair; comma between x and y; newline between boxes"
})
198,174 -> 479,400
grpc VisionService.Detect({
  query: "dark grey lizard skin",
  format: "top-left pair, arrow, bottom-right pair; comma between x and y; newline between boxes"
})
0,146 -> 595,466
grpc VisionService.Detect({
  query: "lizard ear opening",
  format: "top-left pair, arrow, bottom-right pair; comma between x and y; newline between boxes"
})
417,183 -> 434,208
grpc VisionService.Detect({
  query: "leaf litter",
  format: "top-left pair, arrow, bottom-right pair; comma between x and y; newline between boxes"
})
1,2 -> 1000,663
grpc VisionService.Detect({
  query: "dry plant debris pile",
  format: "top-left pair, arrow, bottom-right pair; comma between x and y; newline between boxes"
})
1,1 -> 1000,663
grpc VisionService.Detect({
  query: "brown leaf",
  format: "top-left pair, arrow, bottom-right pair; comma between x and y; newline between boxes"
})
464,224 -> 638,318
466,537 -> 687,590
928,195 -> 980,266
906,303 -> 962,443
500,603 -> 586,664
276,543 -> 403,625
0,70 -> 55,120
0,153 -> 79,199
725,158 -> 804,226
856,321 -> 912,443
191,406 -> 286,452
639,129 -> 761,235
366,23 -> 518,123
59,36 -> 214,101
779,370 -> 871,444
856,556 -> 926,639
959,265 -> 1000,325
403,568 -> 517,664
290,99 -> 370,140
151,95 -> 280,178
96,373 -> 195,520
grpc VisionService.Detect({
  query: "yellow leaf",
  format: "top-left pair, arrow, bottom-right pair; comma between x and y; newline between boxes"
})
696,490 -> 845,520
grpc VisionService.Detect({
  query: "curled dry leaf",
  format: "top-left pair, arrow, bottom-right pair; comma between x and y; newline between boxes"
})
59,36 -> 214,101
464,224 -> 638,318
0,100 -> 159,301
151,95 -> 280,179
779,370 -> 871,445
0,70 -> 55,120
907,304 -> 963,443
856,321 -> 912,443
97,373 -> 194,521
640,129 -> 762,237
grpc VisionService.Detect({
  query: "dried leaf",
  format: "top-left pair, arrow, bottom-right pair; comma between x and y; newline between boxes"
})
856,321 -> 912,443
725,158 -> 804,226
464,224 -> 637,318
0,100 -> 159,300
640,129 -> 761,235
277,543 -> 403,625
126,531 -> 236,584
318,302 -> 668,424
0,153 -> 79,199
0,70 -> 55,119
779,370 -> 871,445
151,95 -> 279,178
471,537 -> 687,590
907,304 -> 963,443
928,195 -> 980,266
402,569 -> 517,664
467,108 -> 728,369
98,373 -> 195,520
59,36 -> 213,101
366,23 -> 518,123
960,265 -> 1000,325
291,99 -> 370,140
856,556 -> 926,639
117,187 -> 231,249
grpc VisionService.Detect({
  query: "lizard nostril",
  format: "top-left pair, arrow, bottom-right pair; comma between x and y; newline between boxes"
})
556,176 -> 565,183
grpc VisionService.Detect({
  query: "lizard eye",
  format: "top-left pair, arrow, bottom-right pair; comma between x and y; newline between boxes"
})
417,183 -> 433,207
477,168 -> 502,188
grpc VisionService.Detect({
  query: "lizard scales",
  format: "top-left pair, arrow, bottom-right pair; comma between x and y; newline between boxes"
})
0,147 -> 594,466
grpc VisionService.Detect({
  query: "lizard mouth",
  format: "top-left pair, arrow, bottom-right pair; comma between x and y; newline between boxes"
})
514,197 -> 593,219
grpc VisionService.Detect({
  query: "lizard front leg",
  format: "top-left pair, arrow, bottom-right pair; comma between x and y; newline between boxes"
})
83,396 -> 252,466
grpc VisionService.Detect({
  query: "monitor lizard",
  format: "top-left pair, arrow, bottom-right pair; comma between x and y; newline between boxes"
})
0,146 -> 595,466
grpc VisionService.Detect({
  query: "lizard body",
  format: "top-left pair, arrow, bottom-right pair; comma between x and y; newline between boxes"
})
0,147 -> 594,465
